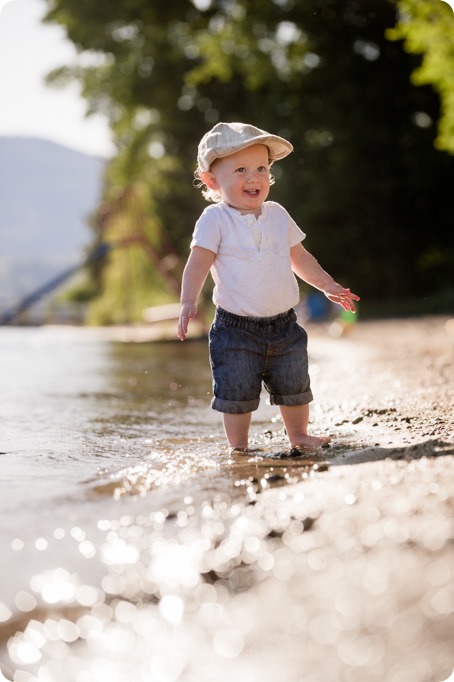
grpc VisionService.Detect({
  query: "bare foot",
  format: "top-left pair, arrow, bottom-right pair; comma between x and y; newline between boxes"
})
291,434 -> 332,449
229,447 -> 249,456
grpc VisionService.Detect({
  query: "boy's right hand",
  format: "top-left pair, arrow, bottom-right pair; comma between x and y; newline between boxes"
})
178,301 -> 198,341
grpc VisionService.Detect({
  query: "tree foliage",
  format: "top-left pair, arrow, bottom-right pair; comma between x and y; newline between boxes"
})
44,0 -> 454,321
387,0 -> 454,154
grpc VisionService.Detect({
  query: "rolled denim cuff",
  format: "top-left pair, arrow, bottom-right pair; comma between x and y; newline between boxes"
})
211,396 -> 260,414
270,389 -> 313,406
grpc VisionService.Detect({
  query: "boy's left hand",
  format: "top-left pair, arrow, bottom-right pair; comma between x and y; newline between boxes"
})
324,285 -> 360,312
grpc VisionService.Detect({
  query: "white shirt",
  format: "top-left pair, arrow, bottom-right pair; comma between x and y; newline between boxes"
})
190,201 -> 306,317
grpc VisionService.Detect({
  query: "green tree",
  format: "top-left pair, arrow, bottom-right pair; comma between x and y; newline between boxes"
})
387,0 -> 454,154
44,0 -> 454,321
184,0 -> 453,299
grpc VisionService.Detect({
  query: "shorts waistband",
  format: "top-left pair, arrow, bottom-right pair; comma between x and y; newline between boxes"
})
215,306 -> 296,332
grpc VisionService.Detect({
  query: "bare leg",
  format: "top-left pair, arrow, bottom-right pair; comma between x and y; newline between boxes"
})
223,412 -> 252,450
279,404 -> 331,448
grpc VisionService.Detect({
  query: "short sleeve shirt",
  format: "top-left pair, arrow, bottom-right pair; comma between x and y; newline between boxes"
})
190,201 -> 306,317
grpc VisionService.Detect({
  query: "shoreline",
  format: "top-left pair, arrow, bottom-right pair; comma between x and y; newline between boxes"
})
0,315 -> 452,681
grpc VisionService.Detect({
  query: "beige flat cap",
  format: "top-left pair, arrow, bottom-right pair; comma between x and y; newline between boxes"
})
197,121 -> 293,172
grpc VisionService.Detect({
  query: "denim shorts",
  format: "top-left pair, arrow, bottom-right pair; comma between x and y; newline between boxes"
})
209,306 -> 313,414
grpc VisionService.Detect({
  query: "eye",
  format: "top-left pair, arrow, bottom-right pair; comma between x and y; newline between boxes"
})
258,166 -> 268,172
235,166 -> 246,173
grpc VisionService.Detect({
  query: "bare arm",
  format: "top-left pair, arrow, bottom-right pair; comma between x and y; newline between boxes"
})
178,246 -> 216,340
290,243 -> 360,312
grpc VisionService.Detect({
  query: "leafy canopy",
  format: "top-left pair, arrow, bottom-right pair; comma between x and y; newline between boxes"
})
43,0 -> 454,320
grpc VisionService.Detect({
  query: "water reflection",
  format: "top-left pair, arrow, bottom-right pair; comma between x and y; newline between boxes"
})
84,339 -> 217,441
108,340 -> 212,400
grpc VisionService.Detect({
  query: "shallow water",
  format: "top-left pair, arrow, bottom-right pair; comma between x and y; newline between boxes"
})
1,328 -> 219,520
0,327 -> 301,604
1,322 -> 452,682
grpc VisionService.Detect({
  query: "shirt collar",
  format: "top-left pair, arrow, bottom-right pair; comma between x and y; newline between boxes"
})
220,201 -> 267,221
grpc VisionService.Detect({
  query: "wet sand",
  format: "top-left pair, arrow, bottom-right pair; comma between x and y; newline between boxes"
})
0,316 -> 452,681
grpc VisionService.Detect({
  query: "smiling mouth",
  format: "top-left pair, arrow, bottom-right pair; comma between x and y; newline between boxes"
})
244,189 -> 260,196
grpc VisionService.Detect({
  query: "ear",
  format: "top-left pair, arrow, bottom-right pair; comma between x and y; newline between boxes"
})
201,170 -> 220,190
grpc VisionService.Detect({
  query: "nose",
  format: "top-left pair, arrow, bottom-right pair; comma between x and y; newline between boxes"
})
246,170 -> 260,183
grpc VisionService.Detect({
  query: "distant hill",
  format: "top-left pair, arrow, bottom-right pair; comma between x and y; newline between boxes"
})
0,137 -> 106,311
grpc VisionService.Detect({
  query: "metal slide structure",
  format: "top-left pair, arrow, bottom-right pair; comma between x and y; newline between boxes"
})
0,243 -> 111,325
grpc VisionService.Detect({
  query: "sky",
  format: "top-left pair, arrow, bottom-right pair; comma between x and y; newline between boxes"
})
0,0 -> 114,158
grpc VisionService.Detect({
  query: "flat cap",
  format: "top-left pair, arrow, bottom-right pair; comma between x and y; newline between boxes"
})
197,122 -> 293,172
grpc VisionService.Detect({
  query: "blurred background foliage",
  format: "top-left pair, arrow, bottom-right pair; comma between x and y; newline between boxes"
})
44,0 -> 454,323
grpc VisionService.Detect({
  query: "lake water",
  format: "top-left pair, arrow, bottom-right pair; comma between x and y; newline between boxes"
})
0,326 -> 258,544
1,323 -> 452,682
0,326 -> 304,680
0,327 -> 293,525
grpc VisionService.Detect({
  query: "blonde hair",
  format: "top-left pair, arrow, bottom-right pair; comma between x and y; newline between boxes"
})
193,163 -> 276,204
193,168 -> 222,203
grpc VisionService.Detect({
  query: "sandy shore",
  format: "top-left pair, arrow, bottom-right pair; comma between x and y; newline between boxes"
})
1,316 -> 452,681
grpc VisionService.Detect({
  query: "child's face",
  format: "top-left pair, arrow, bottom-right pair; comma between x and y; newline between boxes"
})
203,144 -> 271,215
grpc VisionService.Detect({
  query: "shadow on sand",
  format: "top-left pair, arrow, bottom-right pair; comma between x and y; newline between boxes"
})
329,437 -> 453,466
